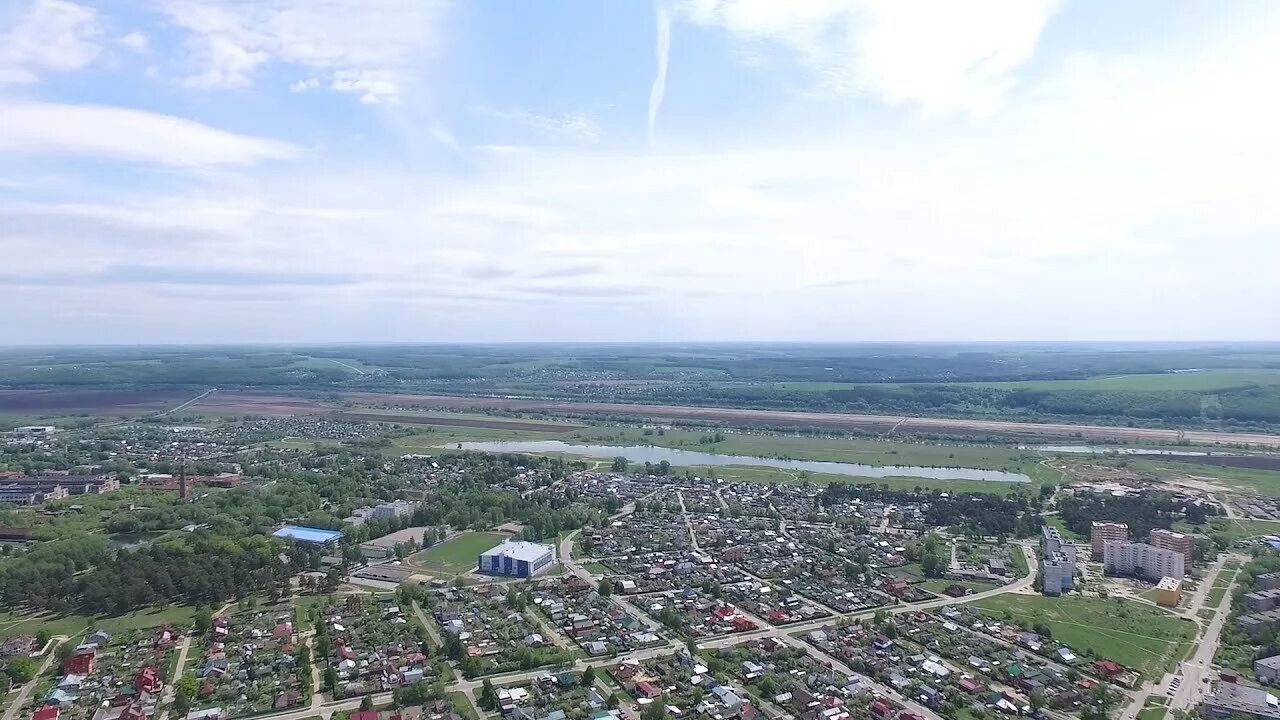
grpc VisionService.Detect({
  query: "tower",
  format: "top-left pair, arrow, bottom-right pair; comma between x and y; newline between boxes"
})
178,457 -> 189,500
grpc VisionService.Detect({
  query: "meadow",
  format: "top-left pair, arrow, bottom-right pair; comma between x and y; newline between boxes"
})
972,594 -> 1196,679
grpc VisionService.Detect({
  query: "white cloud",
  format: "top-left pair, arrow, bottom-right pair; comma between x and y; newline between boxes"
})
0,101 -> 300,166
159,0 -> 449,103
0,0 -> 101,85
118,31 -> 151,53
479,108 -> 602,143
678,0 -> 1060,116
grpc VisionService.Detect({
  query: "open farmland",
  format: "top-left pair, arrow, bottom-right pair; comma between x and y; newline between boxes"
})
187,391 -> 329,416
333,410 -> 581,432
340,392 -> 1280,447
0,389 -> 190,415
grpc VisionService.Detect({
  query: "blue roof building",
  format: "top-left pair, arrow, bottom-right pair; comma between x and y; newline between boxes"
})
273,525 -> 343,545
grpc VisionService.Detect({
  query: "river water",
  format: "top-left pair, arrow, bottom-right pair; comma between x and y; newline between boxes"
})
451,440 -> 1030,483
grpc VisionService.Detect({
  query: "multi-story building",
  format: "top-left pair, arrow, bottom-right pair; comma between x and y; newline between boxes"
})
1258,572 -> 1280,592
0,482 -> 68,505
1156,576 -> 1182,607
1043,559 -> 1075,596
1202,680 -> 1280,720
371,499 -> 418,520
1103,541 -> 1185,580
478,540 -> 556,578
1090,522 -> 1129,561
1040,526 -> 1077,596
1150,528 -> 1195,562
1248,589 -> 1280,614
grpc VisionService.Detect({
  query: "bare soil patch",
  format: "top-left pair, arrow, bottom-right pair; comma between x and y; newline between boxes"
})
0,389 -> 188,414
188,392 -> 329,416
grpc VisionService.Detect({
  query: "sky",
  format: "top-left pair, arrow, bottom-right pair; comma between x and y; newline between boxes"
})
2,0 -> 1278,344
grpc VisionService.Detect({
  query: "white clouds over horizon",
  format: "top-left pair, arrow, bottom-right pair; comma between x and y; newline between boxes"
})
0,0 -> 1278,343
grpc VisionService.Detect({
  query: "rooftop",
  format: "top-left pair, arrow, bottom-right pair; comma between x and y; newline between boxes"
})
273,525 -> 343,544
1157,577 -> 1181,591
483,540 -> 554,562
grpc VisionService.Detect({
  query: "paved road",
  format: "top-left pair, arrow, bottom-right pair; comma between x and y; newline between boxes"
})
1117,554 -> 1246,720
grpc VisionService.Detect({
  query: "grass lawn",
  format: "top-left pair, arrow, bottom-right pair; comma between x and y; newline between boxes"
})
582,561 -> 610,576
0,605 -> 195,640
447,692 -> 481,720
921,579 -> 998,594
1007,546 -> 1030,578
893,563 -> 926,581
972,595 -> 1196,679
409,531 -> 510,576
1207,571 -> 1237,608
1136,707 -> 1168,720
1042,515 -> 1085,542
1207,518 -> 1280,543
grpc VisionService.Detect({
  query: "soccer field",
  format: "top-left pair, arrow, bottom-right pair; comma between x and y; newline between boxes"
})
408,531 -> 509,576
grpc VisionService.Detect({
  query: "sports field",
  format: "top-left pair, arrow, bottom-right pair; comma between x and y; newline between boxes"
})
408,531 -> 509,576
972,594 -> 1195,679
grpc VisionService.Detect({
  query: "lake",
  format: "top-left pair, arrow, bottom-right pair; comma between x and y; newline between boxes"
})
450,440 -> 1030,482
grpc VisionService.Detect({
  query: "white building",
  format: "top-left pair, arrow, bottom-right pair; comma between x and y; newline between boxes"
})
1103,541 -> 1185,580
478,540 -> 556,578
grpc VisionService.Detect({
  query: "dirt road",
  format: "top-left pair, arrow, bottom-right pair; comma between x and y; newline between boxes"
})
341,393 -> 1280,447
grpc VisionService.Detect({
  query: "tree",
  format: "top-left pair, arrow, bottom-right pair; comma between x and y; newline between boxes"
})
194,605 -> 213,634
3,657 -> 38,683
611,457 -> 629,473
480,679 -> 497,709
582,666 -> 596,686
324,668 -> 339,694
360,695 -> 374,711
598,578 -> 613,597
34,629 -> 50,648
642,699 -> 666,720
175,674 -> 199,712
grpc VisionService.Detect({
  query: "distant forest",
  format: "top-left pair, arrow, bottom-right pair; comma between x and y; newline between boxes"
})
2,342 -> 1279,428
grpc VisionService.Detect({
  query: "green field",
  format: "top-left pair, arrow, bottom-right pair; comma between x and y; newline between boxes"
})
921,578 -> 998,594
1206,518 -> 1280,543
972,595 -> 1196,679
0,605 -> 195,641
776,369 -> 1280,393
408,531 -> 510,576
567,426 -> 1038,472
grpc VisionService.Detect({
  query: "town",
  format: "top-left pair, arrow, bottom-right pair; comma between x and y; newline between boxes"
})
1,407 -> 1278,720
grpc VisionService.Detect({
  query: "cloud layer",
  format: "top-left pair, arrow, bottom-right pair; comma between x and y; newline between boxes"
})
0,0 -> 1277,343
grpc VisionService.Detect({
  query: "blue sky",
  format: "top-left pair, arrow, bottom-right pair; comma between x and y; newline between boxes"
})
2,0 -> 1278,344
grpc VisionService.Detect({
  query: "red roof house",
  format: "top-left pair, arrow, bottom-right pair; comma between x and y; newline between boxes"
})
32,706 -> 60,720
634,681 -> 662,699
63,649 -> 94,675
1093,660 -> 1123,678
135,667 -> 162,695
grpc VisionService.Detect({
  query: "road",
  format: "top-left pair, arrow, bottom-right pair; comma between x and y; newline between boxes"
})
1118,553 -> 1246,720
157,388 -> 217,418
339,392 -> 1280,448
327,359 -> 366,375
157,634 -> 194,720
3,637 -> 66,720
